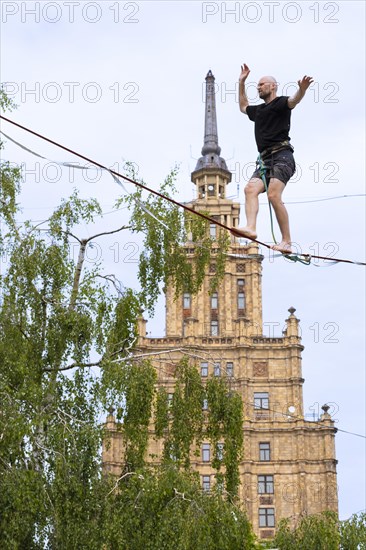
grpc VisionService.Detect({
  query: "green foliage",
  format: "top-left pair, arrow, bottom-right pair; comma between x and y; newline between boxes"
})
340,512 -> 366,550
102,466 -> 256,550
163,358 -> 205,468
122,361 -> 157,470
152,359 -> 244,499
271,511 -> 338,549
0,85 -> 17,111
0,118 -> 151,546
49,189 -> 102,239
0,469 -> 47,549
104,289 -> 140,357
0,88 -> 244,548
98,288 -> 142,409
154,386 -> 169,438
269,510 -> 366,550
44,369 -> 104,549
206,377 -> 244,498
1,219 -> 104,379
0,161 -> 21,238
0,95 -> 21,250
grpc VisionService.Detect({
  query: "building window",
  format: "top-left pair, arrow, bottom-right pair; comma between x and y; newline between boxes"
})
237,279 -> 245,310
201,362 -> 208,377
210,223 -> 216,239
254,392 -> 269,410
237,291 -> 245,310
202,475 -> 211,492
209,263 -> 216,273
183,293 -> 191,309
258,475 -> 274,494
167,393 -> 174,408
202,443 -> 210,462
259,508 -> 275,528
202,398 -> 208,411
217,442 -> 224,461
259,442 -> 271,461
214,362 -> 221,376
211,292 -> 218,310
226,362 -> 234,377
211,320 -> 219,336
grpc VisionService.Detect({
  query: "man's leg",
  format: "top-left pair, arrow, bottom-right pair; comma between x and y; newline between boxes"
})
234,177 -> 264,239
267,178 -> 292,253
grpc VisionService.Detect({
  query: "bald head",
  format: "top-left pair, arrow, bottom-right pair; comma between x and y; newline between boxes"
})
259,75 -> 278,88
257,75 -> 278,102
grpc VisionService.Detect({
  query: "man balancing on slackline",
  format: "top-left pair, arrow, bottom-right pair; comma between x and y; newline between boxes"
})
234,63 -> 313,254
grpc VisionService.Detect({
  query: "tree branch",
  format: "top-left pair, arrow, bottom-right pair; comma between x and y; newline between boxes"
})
106,471 -> 144,497
95,274 -> 125,295
43,359 -> 102,373
68,225 -> 131,310
69,239 -> 87,310
42,343 -> 129,373
84,224 -> 132,243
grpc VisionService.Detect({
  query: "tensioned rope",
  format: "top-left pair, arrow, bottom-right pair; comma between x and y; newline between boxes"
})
1,115 -> 365,267
280,194 -> 366,205
254,404 -> 366,439
0,129 -> 170,231
0,129 -> 287,265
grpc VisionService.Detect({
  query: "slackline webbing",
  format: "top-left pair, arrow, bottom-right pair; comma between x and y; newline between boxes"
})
1,115 -> 365,267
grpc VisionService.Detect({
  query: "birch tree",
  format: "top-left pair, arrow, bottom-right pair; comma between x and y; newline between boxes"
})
0,89 -> 257,549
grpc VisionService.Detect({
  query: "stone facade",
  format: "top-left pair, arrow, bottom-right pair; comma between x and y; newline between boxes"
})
102,71 -> 338,539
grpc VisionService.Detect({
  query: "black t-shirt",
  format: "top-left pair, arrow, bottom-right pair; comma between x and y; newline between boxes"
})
246,96 -> 292,153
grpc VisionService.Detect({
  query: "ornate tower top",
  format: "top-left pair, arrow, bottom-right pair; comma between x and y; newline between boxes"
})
191,70 -> 231,186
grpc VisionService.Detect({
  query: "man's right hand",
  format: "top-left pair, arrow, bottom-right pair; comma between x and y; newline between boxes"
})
239,63 -> 250,82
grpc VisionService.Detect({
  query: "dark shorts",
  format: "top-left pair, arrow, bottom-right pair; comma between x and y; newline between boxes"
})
251,148 -> 296,188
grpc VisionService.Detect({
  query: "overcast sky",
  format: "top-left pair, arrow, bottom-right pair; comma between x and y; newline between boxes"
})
1,0 -> 365,521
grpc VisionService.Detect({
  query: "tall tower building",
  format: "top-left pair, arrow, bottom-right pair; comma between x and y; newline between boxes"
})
103,70 -> 338,540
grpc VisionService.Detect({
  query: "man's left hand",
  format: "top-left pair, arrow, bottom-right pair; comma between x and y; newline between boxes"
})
298,75 -> 314,93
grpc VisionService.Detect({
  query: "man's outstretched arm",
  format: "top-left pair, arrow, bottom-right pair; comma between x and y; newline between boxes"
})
287,75 -> 314,109
239,63 -> 250,114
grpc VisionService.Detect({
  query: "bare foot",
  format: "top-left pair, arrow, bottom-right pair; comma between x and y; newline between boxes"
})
231,227 -> 257,239
271,241 -> 293,254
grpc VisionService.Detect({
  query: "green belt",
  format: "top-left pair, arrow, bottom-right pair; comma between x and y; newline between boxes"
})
260,140 -> 294,160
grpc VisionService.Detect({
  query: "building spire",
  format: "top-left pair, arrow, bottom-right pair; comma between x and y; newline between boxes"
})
201,70 -> 221,157
192,70 -> 231,176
